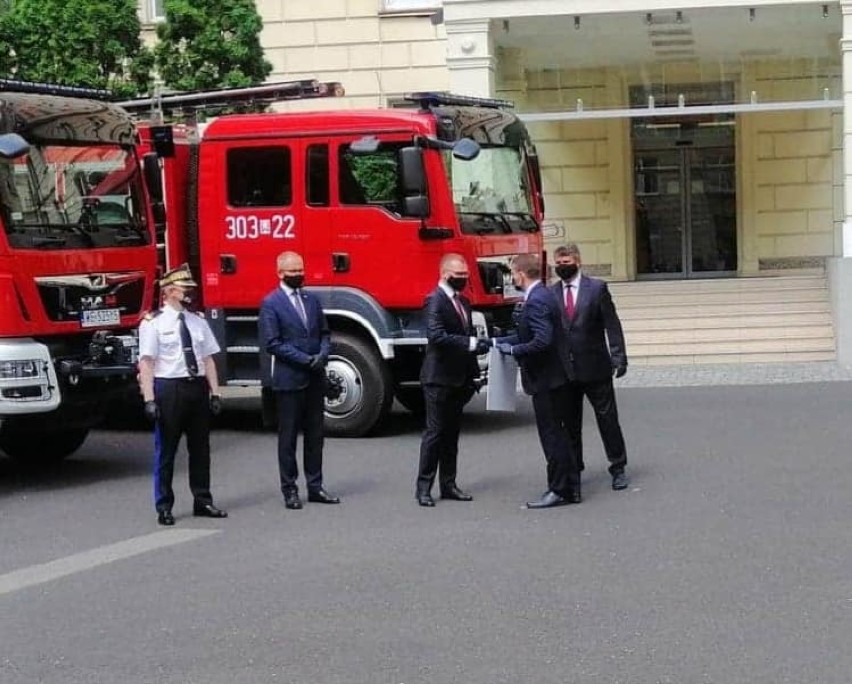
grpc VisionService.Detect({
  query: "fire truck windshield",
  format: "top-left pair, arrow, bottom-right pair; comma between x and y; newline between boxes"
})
0,144 -> 149,250
444,146 -> 537,235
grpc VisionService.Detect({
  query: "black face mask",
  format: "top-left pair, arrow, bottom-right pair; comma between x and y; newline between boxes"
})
447,276 -> 468,292
283,275 -> 305,290
555,264 -> 579,281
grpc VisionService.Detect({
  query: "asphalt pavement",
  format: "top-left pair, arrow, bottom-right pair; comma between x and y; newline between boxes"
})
2,381 -> 852,684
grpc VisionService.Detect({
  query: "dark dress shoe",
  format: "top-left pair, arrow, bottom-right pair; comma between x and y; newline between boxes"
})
283,491 -> 303,510
526,491 -> 570,509
566,489 -> 582,504
157,510 -> 175,526
307,488 -> 340,504
193,503 -> 228,518
440,485 -> 473,501
417,493 -> 435,507
611,472 -> 630,491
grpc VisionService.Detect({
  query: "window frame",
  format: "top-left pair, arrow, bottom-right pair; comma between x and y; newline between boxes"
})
226,146 -> 293,209
380,0 -> 441,14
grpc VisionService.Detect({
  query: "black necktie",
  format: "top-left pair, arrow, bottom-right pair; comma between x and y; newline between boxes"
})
178,312 -> 199,376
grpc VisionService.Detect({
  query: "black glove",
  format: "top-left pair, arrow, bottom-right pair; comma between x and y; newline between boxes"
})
209,394 -> 223,416
613,364 -> 627,378
475,339 -> 492,355
308,355 -> 325,371
496,342 -> 513,356
143,400 -> 159,422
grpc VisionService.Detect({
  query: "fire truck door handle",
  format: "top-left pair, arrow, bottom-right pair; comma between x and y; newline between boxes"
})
220,254 -> 237,274
332,253 -> 350,273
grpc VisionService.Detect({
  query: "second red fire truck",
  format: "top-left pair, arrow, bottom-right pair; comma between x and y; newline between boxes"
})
123,81 -> 545,437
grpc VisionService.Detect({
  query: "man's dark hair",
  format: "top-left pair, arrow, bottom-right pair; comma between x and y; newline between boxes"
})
512,253 -> 541,278
554,243 -> 581,259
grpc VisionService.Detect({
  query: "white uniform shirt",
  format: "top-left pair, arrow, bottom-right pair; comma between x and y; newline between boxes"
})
138,304 -> 220,378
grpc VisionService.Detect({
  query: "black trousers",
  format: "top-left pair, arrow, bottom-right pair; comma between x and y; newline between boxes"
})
532,384 -> 581,496
275,380 -> 325,495
153,377 -> 212,513
417,384 -> 470,494
564,378 -> 627,475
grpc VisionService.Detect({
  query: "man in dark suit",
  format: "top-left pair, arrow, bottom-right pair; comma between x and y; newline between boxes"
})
495,254 -> 581,508
416,253 -> 491,507
259,251 -> 340,510
551,243 -> 630,491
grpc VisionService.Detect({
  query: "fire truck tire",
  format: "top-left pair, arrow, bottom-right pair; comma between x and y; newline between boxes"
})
0,425 -> 89,465
324,333 -> 392,437
394,387 -> 426,416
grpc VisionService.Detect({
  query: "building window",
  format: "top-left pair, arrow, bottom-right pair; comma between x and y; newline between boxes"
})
150,0 -> 165,21
381,0 -> 441,13
227,147 -> 292,207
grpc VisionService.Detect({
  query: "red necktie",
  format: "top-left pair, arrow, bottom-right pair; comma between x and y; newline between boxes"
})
564,284 -> 575,320
452,294 -> 467,327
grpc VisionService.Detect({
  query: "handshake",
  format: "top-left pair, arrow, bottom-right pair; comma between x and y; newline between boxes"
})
474,338 -> 513,356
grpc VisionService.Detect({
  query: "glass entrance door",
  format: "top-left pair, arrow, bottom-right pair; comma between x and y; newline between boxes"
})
634,122 -> 736,278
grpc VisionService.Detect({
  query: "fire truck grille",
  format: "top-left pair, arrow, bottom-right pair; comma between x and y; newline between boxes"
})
34,272 -> 146,323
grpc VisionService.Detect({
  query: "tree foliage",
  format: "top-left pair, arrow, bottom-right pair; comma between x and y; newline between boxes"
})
0,0 -> 152,97
154,0 -> 271,92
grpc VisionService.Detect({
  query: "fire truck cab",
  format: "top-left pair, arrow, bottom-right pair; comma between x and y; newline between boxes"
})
130,84 -> 544,437
0,80 -> 160,464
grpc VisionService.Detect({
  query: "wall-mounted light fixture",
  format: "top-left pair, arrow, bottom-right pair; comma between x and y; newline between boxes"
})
676,11 -> 683,24
574,15 -> 581,30
502,19 -> 510,32
823,4 -> 829,18
749,8 -> 756,21
645,13 -> 653,26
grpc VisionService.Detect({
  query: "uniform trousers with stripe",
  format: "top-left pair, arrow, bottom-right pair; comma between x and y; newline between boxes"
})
153,377 -> 213,512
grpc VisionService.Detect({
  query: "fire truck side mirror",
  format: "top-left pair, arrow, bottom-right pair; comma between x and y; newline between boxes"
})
143,154 -> 164,204
451,137 -> 480,161
529,149 -> 546,215
0,133 -> 30,159
399,147 -> 425,195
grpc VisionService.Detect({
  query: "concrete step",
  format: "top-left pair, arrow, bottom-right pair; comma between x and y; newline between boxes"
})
628,336 -> 836,357
621,311 -> 832,331
626,324 -> 834,345
613,287 -> 827,307
631,350 -> 836,365
608,275 -> 827,294
619,300 -> 831,318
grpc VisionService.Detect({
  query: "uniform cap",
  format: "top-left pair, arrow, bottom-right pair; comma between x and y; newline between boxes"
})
160,263 -> 197,288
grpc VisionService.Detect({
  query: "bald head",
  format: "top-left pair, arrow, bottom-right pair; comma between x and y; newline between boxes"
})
440,252 -> 470,293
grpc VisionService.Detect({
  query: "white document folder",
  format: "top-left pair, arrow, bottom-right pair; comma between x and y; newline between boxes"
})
485,346 -> 518,412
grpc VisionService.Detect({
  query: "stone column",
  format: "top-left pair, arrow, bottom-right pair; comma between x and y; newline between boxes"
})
842,1 -> 852,256
831,1 -> 852,366
445,19 -> 495,97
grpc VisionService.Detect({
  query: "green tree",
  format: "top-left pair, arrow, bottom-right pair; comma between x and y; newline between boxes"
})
0,0 -> 152,97
154,0 -> 271,92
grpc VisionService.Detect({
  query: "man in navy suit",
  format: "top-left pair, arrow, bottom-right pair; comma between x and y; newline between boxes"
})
259,251 -> 340,510
415,253 -> 491,507
495,253 -> 581,508
551,243 -> 630,491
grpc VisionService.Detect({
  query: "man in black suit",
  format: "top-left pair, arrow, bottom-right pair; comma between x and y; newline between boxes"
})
416,253 -> 491,507
551,243 -> 630,491
259,251 -> 340,510
495,254 -> 581,508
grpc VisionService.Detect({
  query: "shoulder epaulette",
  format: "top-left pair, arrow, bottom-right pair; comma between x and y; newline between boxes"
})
143,310 -> 163,321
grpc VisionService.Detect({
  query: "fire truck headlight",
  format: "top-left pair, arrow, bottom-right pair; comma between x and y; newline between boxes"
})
0,360 -> 41,379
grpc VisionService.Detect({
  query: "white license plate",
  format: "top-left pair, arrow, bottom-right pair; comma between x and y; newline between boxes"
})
80,308 -> 121,328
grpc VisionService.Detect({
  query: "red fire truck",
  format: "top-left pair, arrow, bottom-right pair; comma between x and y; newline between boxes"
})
0,80 -> 161,464
123,82 -> 545,437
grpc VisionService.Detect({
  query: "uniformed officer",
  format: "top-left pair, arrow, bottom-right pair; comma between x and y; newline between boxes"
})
137,263 -> 227,526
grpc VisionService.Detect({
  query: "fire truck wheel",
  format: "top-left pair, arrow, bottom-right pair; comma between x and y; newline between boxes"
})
0,425 -> 89,466
394,387 -> 426,416
324,333 -> 392,437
